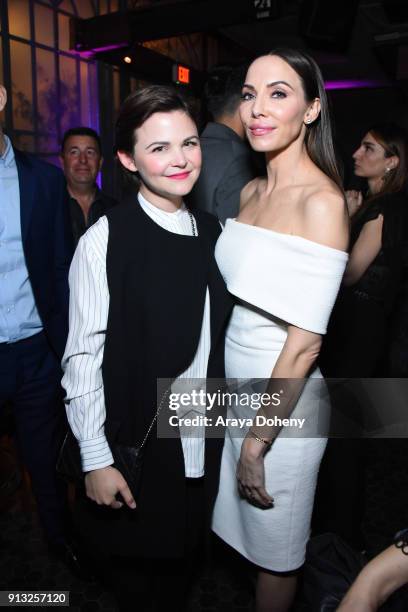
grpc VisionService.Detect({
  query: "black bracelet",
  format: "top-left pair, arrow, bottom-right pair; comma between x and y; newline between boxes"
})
394,529 -> 408,555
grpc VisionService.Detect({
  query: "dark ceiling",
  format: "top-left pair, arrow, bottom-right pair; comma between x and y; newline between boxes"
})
218,0 -> 408,83
77,0 -> 408,87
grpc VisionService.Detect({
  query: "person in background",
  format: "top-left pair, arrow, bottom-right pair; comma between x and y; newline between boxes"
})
60,127 -> 117,246
0,84 -> 76,565
321,122 -> 408,378
338,529 -> 408,611
314,123 -> 408,551
187,65 -> 258,224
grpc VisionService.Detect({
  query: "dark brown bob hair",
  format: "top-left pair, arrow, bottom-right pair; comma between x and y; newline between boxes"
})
115,85 -> 194,186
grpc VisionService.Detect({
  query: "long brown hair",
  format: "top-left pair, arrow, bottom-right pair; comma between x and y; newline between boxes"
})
267,48 -> 343,189
368,122 -> 408,197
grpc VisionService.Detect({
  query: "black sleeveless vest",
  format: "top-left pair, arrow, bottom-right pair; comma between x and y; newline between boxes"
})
95,199 -> 232,557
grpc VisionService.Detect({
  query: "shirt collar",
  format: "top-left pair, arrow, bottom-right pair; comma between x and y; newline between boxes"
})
68,185 -> 100,204
137,191 -> 187,216
0,135 -> 15,168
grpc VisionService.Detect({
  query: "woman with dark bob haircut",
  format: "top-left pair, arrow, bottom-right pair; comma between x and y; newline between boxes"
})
211,48 -> 349,611
62,85 -> 232,611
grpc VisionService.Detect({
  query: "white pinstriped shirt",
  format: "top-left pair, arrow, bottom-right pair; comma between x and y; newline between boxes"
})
61,192 -> 210,477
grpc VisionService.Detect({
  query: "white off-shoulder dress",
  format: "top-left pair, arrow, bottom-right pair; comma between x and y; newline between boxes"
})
212,219 -> 348,572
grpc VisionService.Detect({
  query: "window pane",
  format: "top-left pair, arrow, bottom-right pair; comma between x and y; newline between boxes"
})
8,0 -> 31,40
99,0 -> 108,15
13,133 -> 35,152
38,134 -> 59,155
87,61 -> 98,130
36,48 -> 57,135
80,61 -> 90,125
58,0 -> 75,15
110,0 -> 119,11
59,55 -> 80,133
10,40 -> 33,130
77,0 -> 95,19
57,13 -> 71,51
35,4 -> 54,47
79,61 -> 98,129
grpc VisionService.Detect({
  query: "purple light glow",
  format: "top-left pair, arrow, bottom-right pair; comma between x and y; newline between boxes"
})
324,79 -> 390,90
75,43 -> 129,58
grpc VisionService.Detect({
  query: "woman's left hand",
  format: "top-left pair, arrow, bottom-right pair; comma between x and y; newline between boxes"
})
236,436 -> 274,508
345,190 -> 363,217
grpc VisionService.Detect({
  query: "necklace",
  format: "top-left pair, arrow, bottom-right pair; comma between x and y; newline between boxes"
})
187,209 -> 197,236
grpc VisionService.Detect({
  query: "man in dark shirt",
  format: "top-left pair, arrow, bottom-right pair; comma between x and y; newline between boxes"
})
60,127 -> 117,245
187,65 -> 259,224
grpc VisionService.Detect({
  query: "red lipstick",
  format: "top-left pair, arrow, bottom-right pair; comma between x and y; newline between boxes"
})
167,171 -> 191,180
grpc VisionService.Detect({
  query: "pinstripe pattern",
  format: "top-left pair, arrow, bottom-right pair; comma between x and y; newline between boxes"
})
62,193 -> 210,476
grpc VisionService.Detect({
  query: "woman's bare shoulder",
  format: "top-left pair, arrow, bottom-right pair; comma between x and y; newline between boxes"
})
301,183 -> 349,251
304,183 -> 346,215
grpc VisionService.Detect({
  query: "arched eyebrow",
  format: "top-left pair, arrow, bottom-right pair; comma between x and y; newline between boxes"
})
243,80 -> 294,91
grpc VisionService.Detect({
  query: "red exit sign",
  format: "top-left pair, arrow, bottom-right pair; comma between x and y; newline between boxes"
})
172,64 -> 190,85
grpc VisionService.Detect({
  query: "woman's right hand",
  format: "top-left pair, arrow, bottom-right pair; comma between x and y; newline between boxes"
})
85,466 -> 137,510
345,190 -> 363,217
236,437 -> 274,508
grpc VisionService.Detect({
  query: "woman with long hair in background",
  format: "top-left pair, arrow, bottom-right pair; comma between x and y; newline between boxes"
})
322,122 -> 408,378
315,123 -> 408,553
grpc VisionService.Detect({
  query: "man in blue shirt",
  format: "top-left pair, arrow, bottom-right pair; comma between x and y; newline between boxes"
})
0,85 -> 74,559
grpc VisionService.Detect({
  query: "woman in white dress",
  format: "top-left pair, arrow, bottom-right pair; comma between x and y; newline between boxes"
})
212,48 -> 349,611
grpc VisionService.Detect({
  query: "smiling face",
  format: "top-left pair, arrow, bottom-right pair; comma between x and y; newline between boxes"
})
60,135 -> 102,189
117,110 -> 201,207
352,131 -> 398,180
239,55 -> 320,154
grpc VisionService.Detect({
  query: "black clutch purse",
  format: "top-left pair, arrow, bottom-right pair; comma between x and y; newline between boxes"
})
57,430 -> 146,501
57,393 -> 168,501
